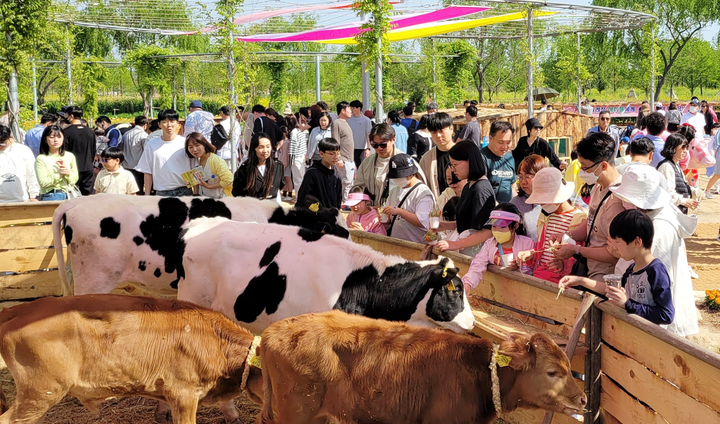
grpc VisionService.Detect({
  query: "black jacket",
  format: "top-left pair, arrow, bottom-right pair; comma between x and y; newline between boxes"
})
512,136 -> 562,171
232,159 -> 284,199
296,161 -> 342,209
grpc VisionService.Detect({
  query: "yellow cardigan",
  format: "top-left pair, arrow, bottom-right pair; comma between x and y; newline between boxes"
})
206,153 -> 234,197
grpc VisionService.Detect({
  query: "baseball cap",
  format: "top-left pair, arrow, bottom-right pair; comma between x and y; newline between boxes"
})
189,100 -> 203,108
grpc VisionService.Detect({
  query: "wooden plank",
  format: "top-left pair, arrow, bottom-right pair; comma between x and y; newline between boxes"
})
600,410 -> 623,424
601,344 -> 720,423
472,297 -> 576,340
584,305 -> 602,424
600,374 -> 665,424
0,270 -> 63,299
601,308 -> 720,414
110,283 -> 176,298
472,271 -> 581,326
0,224 -> 59,250
0,201 -> 61,226
0,248 -> 62,273
502,408 -> 580,424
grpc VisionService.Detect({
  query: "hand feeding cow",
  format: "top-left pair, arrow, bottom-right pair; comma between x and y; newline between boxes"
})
0,295 -> 263,424
178,218 -> 475,334
255,311 -> 587,424
52,194 -> 349,296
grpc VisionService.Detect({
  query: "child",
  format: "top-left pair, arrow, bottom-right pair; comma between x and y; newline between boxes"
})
185,132 -> 234,198
559,209 -> 674,326
93,127 -> 109,176
93,147 -> 139,195
383,153 -> 435,243
517,167 -> 587,283
296,137 -> 343,209
344,186 -> 386,235
461,204 -> 535,293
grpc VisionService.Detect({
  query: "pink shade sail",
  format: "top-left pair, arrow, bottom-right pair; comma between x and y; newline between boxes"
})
239,6 -> 489,42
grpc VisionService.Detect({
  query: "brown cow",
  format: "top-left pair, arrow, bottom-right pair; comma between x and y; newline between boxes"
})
0,295 -> 263,424
256,311 -> 587,424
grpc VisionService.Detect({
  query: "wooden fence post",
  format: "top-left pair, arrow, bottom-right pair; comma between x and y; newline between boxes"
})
584,303 -> 602,423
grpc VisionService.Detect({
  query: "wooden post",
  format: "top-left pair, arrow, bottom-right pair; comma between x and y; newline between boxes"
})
584,302 -> 602,423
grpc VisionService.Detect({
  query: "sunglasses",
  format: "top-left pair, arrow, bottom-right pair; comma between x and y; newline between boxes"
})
600,117 -> 611,121
371,142 -> 388,149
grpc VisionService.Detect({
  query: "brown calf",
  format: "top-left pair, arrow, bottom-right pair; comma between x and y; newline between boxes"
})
0,295 -> 263,424
256,310 -> 586,424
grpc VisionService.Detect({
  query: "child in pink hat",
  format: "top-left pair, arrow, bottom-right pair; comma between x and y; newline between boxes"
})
345,186 -> 387,236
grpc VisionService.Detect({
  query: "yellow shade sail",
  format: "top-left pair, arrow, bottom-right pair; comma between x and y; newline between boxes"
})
321,11 -> 556,45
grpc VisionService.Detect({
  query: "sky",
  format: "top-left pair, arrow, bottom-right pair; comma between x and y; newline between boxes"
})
560,0 -> 719,41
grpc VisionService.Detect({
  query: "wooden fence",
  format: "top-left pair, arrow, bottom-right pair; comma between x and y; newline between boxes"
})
1,203 -> 719,423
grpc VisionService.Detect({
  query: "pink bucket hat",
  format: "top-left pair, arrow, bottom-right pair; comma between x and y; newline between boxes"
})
485,210 -> 520,227
525,167 -> 575,204
343,192 -> 371,207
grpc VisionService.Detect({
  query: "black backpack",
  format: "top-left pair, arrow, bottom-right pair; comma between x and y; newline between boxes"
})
210,123 -> 229,150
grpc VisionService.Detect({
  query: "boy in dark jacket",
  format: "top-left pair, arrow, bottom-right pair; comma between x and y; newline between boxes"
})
296,137 -> 343,209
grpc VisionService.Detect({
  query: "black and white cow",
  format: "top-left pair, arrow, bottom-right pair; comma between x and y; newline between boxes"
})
52,194 -> 349,296
178,218 -> 475,333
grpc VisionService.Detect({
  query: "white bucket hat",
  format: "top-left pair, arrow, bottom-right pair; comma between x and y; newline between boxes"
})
609,164 -> 670,210
526,167 -> 575,204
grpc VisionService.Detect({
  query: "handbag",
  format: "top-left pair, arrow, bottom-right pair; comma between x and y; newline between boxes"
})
386,182 -> 422,237
570,189 -> 613,277
65,183 -> 82,199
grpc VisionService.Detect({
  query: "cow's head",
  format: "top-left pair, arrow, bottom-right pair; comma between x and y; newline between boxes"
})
416,257 -> 475,333
270,205 -> 350,239
498,333 -> 587,416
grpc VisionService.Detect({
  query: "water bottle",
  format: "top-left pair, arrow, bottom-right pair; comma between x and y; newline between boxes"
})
482,136 -> 489,148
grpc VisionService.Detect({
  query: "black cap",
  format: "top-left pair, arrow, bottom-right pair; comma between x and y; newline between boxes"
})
387,154 -> 418,178
525,117 -> 543,132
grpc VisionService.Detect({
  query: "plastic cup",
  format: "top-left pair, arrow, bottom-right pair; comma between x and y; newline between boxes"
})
429,216 -> 440,229
500,253 -> 514,268
603,274 -> 623,288
379,213 -> 389,223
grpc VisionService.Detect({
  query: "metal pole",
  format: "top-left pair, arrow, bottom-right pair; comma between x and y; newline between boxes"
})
526,8 -> 534,118
5,32 -> 21,140
150,88 -> 154,119
227,12 -> 238,173
183,63 -> 188,117
432,38 -> 437,104
649,25 -> 655,103
66,31 -> 73,105
32,59 -> 38,121
374,31 -> 384,123
315,54 -> 321,103
577,31 -> 582,114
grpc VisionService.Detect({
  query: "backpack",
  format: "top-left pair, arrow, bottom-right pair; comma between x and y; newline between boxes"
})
210,123 -> 229,151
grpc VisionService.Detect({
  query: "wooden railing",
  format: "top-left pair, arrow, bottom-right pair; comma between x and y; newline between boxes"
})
1,203 -> 718,423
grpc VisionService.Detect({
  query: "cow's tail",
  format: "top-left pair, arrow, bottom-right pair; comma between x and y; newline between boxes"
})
52,200 -> 76,296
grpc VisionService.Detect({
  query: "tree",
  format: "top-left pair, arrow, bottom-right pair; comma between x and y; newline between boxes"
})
124,46 -> 179,115
437,40 -> 475,105
594,0 -> 720,101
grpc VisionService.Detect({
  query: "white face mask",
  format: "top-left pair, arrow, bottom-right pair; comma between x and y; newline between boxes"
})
578,165 -> 602,185
689,106 -> 699,114
542,203 -> 560,213
391,177 -> 410,188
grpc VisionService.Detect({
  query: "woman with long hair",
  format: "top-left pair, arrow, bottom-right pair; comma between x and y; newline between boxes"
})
232,132 -> 284,201
307,112 -> 333,164
435,140 -> 496,256
35,125 -> 79,201
184,132 -> 233,198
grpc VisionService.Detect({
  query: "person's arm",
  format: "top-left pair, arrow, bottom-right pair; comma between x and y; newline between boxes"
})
201,155 -> 234,190
555,242 -> 618,264
108,129 -> 120,148
25,152 -> 40,200
143,173 -> 153,195
461,240 -> 493,291
438,228 -> 492,252
385,193 -> 433,228
67,154 -> 79,185
559,275 -> 606,292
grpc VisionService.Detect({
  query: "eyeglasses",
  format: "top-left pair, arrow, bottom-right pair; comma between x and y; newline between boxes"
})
580,160 -> 603,172
371,142 -> 388,149
600,117 -> 611,121
449,161 -> 465,170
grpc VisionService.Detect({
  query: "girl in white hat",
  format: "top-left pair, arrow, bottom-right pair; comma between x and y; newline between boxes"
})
516,167 -> 587,283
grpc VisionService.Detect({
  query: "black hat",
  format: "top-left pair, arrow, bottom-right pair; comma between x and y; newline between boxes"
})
388,154 -> 418,178
525,117 -> 543,132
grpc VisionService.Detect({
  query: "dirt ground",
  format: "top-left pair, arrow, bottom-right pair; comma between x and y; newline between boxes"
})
1,178 -> 719,423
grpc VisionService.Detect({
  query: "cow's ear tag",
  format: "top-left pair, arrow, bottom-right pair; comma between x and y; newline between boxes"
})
250,355 -> 262,369
442,267 -> 448,278
309,203 -> 320,213
496,353 -> 512,367
446,281 -> 456,291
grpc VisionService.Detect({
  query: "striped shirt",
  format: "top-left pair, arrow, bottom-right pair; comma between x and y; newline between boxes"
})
539,206 -> 586,266
289,128 -> 308,157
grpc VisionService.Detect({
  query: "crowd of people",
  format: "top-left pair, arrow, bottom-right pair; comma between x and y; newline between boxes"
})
0,96 -> 714,338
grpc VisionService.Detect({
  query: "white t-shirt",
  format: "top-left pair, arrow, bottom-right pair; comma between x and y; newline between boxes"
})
680,112 -> 706,137
0,143 -> 40,202
218,117 -> 242,160
135,135 -> 193,191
